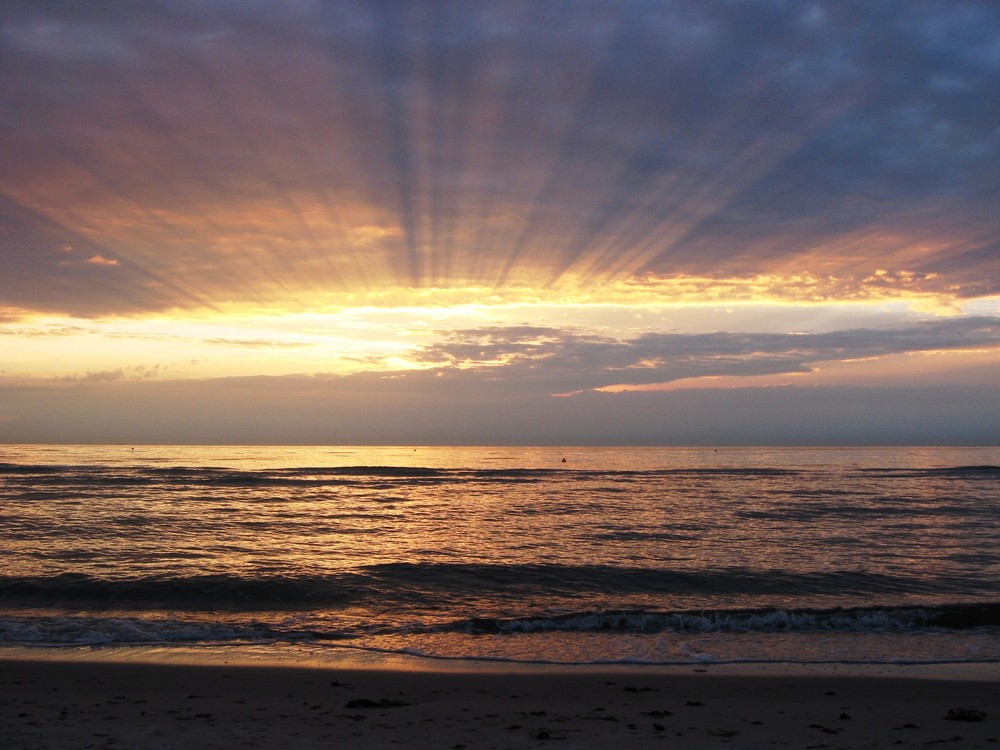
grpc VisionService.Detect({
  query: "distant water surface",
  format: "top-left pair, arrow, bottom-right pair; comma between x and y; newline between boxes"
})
1,444 -> 998,665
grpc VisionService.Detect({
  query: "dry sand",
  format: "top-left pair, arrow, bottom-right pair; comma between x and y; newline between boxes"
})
1,653 -> 997,749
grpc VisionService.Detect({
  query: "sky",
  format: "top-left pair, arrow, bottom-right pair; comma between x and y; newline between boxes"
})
1,0 -> 998,445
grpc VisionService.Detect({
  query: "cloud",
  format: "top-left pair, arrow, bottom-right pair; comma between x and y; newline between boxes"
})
55,364 -> 163,383
85,255 -> 119,267
1,1 -> 998,315
411,317 -> 1000,393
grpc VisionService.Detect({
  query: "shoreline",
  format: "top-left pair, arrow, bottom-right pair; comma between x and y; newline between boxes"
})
2,642 -> 1000,680
2,650 -> 997,749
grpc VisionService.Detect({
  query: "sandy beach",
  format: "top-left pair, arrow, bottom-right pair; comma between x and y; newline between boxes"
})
1,652 -> 997,749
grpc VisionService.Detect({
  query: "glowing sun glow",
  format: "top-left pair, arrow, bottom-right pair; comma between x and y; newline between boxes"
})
2,1 -> 999,444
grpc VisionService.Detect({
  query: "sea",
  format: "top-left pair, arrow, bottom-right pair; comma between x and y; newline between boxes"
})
1,444 -> 998,667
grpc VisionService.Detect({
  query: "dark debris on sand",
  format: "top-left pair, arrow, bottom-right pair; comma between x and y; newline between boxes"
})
345,698 -> 412,709
945,707 -> 988,722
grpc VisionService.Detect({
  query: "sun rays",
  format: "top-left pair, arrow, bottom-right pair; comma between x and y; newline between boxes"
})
1,1 -> 998,443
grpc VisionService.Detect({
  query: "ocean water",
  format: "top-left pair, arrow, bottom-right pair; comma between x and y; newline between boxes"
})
1,444 -> 998,666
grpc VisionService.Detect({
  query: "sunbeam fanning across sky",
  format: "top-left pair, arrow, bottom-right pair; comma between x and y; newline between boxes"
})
1,0 -> 998,445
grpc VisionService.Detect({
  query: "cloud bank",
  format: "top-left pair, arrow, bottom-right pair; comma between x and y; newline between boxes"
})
408,316 -> 1000,393
2,316 -> 998,444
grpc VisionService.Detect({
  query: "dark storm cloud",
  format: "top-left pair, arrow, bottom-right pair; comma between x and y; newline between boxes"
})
1,0 -> 999,314
412,317 -> 1000,392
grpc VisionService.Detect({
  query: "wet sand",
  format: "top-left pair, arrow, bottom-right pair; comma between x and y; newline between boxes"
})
1,655 -> 997,749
